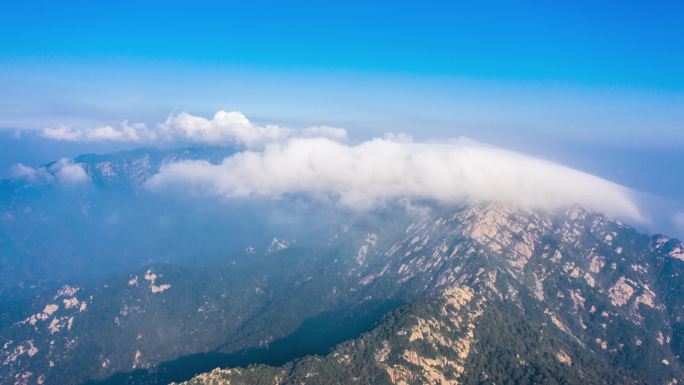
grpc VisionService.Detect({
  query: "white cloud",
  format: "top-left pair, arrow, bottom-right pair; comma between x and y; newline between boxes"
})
299,126 -> 349,142
160,110 -> 291,147
147,136 -> 643,222
42,121 -> 153,142
673,212 -> 684,233
160,110 -> 349,147
53,159 -> 89,183
42,125 -> 83,141
10,159 -> 90,184
40,110 -> 348,148
10,163 -> 40,179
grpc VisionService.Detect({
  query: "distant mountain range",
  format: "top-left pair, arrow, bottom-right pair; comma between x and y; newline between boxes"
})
1,149 -> 683,385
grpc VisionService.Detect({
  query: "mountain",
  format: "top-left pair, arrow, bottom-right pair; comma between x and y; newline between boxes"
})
175,205 -> 684,385
0,147 -> 289,293
179,287 -> 636,385
2,150 -> 684,385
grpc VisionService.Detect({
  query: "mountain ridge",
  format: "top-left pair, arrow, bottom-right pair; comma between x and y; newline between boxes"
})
3,201 -> 684,384
1,149 -> 684,385
176,205 -> 684,385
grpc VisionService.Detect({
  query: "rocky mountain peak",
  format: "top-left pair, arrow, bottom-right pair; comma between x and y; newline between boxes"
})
3,175 -> 684,385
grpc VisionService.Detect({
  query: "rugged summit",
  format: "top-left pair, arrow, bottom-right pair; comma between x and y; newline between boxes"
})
177,205 -> 684,385
3,203 -> 684,384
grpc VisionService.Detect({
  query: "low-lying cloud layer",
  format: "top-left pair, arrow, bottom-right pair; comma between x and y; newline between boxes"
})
35,109 -> 643,221
147,134 -> 643,221
11,159 -> 89,184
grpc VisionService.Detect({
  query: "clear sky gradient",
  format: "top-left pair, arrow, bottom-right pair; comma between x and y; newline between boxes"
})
1,1 -> 683,235
2,1 -> 683,87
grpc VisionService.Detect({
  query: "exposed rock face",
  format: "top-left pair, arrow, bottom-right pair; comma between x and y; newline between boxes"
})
4,203 -> 684,385
556,350 -> 572,366
176,204 -> 684,385
176,286 -> 486,385
609,276 -> 635,307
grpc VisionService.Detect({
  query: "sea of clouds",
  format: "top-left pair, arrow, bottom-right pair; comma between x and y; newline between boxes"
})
34,110 -> 644,222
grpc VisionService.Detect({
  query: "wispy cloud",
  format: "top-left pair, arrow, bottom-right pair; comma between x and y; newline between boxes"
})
10,163 -> 40,179
40,110 -> 347,148
673,212 -> 684,235
147,134 -> 643,222
11,159 -> 89,184
42,121 -> 154,143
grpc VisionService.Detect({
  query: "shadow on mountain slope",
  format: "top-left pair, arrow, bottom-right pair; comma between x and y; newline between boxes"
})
81,298 -> 403,385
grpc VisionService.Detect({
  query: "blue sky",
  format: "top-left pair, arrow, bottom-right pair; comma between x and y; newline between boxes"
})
1,1 -> 683,234
2,1 -> 683,131
2,1 -> 683,87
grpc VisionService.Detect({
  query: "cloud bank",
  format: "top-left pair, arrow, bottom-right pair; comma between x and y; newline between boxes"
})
42,121 -> 154,143
147,135 -> 643,221
41,110 -> 347,148
36,109 -> 642,221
